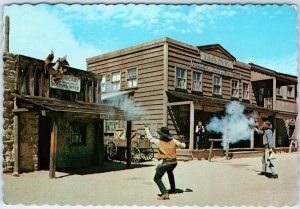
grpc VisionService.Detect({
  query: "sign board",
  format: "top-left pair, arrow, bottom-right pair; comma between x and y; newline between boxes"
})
200,52 -> 233,69
191,60 -> 241,79
50,75 -> 81,92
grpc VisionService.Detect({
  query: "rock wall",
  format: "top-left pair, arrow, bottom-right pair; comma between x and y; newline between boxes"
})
3,52 -> 17,172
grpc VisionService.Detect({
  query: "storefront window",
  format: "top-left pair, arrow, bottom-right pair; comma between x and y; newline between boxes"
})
176,67 -> 186,89
213,75 -> 221,95
127,68 -> 137,88
231,79 -> 239,98
104,120 -> 118,133
111,72 -> 121,91
192,71 -> 202,91
69,122 -> 87,146
243,83 -> 249,100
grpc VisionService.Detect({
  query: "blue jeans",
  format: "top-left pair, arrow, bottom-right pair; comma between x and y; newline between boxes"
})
154,159 -> 177,194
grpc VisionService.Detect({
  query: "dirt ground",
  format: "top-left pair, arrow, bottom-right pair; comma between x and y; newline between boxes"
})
1,152 -> 299,208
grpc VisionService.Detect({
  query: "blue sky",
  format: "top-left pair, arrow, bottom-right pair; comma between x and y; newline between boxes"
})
2,3 -> 298,75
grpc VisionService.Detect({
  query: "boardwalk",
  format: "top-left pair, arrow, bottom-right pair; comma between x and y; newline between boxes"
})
2,153 -> 299,207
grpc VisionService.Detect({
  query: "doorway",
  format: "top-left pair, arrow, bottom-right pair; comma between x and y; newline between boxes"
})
38,116 -> 51,170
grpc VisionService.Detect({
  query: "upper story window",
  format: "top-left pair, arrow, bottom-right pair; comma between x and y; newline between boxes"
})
176,67 -> 186,89
231,79 -> 239,98
111,71 -> 121,91
127,67 -> 137,88
276,86 -> 282,96
192,71 -> 202,91
100,74 -> 106,92
287,86 -> 294,98
243,83 -> 250,100
69,122 -> 87,146
213,75 -> 222,95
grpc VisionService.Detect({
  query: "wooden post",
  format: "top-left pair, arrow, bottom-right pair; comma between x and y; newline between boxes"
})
225,143 -> 230,160
49,118 -> 57,178
4,16 -> 9,52
208,140 -> 214,162
126,121 -> 132,169
189,102 -> 195,150
13,98 -> 19,176
162,42 -> 169,126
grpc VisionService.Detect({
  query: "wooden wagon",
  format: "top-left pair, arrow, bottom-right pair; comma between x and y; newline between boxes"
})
105,128 -> 154,163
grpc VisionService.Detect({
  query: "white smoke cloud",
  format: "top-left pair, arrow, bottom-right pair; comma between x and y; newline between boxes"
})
206,101 -> 255,148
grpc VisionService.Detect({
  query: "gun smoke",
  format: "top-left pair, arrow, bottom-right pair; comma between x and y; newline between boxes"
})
206,101 -> 255,148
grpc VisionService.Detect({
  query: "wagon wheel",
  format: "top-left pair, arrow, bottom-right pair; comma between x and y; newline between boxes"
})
125,147 -> 141,163
106,141 -> 117,160
142,148 -> 154,161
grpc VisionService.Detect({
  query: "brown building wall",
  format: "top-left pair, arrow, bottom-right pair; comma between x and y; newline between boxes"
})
87,40 -> 166,132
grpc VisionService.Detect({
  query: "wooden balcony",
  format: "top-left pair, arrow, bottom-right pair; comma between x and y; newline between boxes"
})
264,97 -> 297,113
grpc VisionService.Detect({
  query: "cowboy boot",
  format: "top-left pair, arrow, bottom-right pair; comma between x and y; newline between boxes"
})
157,193 -> 169,200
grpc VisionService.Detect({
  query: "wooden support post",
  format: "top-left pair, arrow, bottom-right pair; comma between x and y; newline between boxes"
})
225,143 -> 230,160
126,121 -> 132,169
189,102 -> 195,150
49,119 -> 57,179
208,140 -> 214,162
13,98 -> 19,176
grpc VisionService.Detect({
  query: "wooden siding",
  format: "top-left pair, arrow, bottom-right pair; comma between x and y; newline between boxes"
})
167,42 -> 252,103
88,42 -> 166,134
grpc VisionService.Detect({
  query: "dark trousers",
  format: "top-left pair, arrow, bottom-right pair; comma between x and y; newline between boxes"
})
154,160 -> 177,194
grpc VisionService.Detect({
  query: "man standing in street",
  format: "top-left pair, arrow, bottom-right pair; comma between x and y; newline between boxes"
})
145,125 -> 186,200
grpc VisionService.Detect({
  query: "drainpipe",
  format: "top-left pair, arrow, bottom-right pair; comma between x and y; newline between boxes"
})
4,16 -> 10,52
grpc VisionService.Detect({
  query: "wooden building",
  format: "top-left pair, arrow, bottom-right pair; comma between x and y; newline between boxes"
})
3,52 -> 137,177
86,37 -> 297,149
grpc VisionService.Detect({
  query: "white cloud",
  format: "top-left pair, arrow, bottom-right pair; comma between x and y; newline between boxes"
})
4,5 -> 101,70
243,52 -> 298,76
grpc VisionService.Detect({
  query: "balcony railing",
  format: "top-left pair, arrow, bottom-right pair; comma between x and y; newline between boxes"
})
264,97 -> 273,110
264,97 -> 297,113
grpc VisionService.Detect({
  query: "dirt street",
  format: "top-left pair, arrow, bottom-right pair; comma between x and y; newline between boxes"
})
2,152 -> 299,207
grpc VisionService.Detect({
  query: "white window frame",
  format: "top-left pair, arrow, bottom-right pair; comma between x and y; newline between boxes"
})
242,82 -> 250,100
175,67 -> 187,89
100,74 -> 106,93
126,67 -> 138,88
192,70 -> 202,92
213,75 -> 222,95
231,79 -> 239,98
111,71 -> 121,91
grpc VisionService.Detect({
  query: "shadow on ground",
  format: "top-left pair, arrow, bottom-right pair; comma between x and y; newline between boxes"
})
56,161 -> 155,178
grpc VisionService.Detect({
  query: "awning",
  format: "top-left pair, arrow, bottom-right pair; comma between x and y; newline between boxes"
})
14,94 -> 140,121
166,90 -> 273,112
101,90 -> 134,100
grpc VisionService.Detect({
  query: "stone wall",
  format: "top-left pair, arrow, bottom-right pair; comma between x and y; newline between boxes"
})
3,52 -> 17,172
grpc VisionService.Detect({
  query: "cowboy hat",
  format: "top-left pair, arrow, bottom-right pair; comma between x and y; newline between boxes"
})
157,127 -> 172,137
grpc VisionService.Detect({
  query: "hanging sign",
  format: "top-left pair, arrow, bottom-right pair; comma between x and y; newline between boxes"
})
50,75 -> 81,92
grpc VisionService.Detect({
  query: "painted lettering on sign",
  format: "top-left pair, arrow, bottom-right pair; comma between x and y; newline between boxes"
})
191,60 -> 240,79
200,52 -> 233,69
50,75 -> 81,92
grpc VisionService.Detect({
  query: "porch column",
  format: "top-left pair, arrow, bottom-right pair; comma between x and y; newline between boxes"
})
250,129 -> 254,149
126,121 -> 132,169
49,118 -> 57,179
273,114 -> 277,147
189,102 -> 195,150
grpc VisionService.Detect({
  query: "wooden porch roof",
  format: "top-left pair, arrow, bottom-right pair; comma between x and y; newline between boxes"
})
166,90 -> 273,112
14,94 -> 140,121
